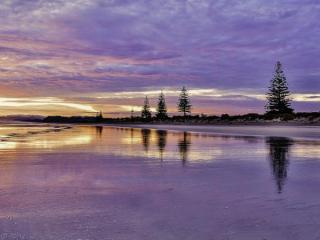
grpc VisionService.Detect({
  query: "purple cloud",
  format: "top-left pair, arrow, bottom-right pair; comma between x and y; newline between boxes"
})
0,0 -> 319,114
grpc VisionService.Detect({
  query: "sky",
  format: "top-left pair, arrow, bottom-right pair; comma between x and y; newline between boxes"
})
0,0 -> 319,117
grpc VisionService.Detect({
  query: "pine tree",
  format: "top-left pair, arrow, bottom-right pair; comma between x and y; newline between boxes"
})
266,61 -> 293,114
156,91 -> 168,119
177,86 -> 191,117
96,110 -> 103,121
141,96 -> 152,119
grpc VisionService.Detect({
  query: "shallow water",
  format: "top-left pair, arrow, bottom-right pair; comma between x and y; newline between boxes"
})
0,124 -> 320,240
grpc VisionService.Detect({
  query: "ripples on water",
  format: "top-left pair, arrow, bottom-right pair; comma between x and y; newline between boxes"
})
0,124 -> 320,239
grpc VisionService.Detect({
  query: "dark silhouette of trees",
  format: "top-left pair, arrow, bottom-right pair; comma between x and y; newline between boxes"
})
266,61 -> 293,114
221,114 -> 230,121
156,91 -> 168,120
266,137 -> 293,193
141,96 -> 152,120
177,86 -> 191,117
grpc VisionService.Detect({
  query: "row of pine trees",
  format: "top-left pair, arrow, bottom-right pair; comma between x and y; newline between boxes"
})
138,61 -> 293,119
141,86 -> 192,120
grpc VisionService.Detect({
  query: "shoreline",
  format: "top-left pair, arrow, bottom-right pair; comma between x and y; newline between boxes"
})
105,121 -> 320,126
40,121 -> 320,127
2,121 -> 319,140
90,123 -> 320,140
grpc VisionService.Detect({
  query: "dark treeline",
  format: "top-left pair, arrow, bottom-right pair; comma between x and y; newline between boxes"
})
43,111 -> 320,124
43,61 -> 320,124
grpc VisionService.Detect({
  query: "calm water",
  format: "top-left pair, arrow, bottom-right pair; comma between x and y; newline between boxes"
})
0,124 -> 320,240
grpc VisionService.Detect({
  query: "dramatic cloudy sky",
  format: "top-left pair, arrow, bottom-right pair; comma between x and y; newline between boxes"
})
0,0 -> 319,116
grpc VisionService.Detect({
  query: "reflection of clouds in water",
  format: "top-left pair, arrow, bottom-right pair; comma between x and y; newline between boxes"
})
0,141 -> 17,150
0,125 -> 93,151
111,147 -> 223,163
290,141 -> 320,158
30,135 -> 93,149
58,127 -> 268,163
1,125 -> 319,166
101,128 -> 226,163
107,127 -> 319,165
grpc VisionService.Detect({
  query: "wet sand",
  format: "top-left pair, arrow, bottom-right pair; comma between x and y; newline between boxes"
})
107,124 -> 320,140
0,124 -> 320,240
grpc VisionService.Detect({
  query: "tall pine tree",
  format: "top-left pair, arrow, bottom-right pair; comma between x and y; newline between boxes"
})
156,91 -> 168,119
177,86 -> 191,117
141,96 -> 152,119
266,61 -> 293,114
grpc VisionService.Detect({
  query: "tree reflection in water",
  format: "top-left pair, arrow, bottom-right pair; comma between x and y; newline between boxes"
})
156,130 -> 167,160
178,132 -> 191,165
95,126 -> 103,138
266,137 -> 293,193
141,129 -> 151,152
